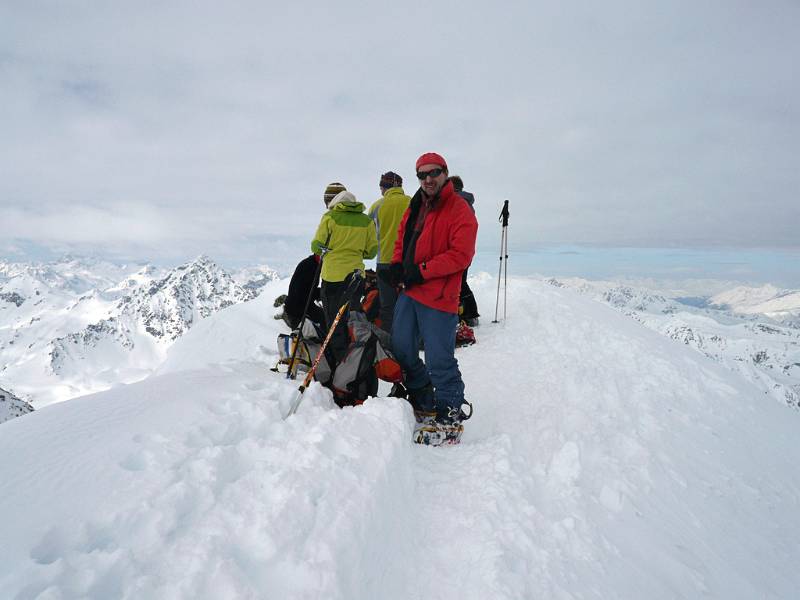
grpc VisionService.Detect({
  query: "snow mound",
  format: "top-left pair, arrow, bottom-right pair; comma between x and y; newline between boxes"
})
1,276 -> 798,599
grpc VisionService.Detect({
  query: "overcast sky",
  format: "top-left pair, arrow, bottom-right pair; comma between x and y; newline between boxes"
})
1,0 -> 798,266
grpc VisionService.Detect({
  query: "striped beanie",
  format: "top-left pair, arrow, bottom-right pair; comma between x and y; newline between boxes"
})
379,171 -> 403,190
324,182 -> 346,206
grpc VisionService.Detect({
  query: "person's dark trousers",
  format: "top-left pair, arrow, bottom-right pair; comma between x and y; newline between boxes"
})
375,263 -> 399,333
391,293 -> 464,415
321,275 -> 364,365
459,267 -> 479,321
286,302 -> 325,331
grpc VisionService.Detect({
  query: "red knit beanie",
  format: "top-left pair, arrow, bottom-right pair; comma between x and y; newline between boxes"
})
416,152 -> 447,170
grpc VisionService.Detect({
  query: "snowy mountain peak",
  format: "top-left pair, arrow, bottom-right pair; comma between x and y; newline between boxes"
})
232,264 -> 281,296
105,264 -> 163,294
45,256 -> 257,389
134,256 -> 252,339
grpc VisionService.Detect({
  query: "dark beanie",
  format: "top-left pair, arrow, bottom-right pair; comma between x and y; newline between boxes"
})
324,182 -> 346,206
379,171 -> 402,190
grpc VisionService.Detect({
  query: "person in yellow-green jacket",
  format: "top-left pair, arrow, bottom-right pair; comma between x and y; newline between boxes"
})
311,186 -> 378,364
368,171 -> 411,332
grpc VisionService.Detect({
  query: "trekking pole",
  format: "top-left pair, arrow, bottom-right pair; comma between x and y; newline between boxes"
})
285,233 -> 331,379
502,207 -> 509,320
284,271 -> 363,418
492,200 -> 510,323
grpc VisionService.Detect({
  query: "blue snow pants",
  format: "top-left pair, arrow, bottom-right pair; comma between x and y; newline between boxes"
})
391,293 -> 465,414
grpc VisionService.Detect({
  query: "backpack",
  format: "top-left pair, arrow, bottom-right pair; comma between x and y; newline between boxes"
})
331,310 -> 403,406
362,288 -> 381,327
275,318 -> 333,384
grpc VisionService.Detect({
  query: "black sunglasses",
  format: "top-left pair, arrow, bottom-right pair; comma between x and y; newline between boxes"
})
416,168 -> 445,180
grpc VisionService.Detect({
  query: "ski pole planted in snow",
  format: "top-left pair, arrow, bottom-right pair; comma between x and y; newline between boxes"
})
493,200 -> 510,323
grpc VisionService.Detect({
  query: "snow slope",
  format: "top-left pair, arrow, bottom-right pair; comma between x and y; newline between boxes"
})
1,277 -> 798,599
548,277 -> 800,409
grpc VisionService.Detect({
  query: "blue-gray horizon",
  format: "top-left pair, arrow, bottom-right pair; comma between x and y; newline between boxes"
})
3,241 -> 799,291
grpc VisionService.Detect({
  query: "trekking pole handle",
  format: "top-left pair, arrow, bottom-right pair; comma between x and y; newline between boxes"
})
499,200 -> 510,227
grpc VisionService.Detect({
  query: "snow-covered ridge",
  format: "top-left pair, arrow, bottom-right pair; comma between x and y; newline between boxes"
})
0,277 -> 797,599
0,255 -> 134,295
548,278 -> 800,409
710,284 -> 800,323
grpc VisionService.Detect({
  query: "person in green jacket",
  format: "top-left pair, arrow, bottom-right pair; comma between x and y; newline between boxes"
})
367,171 -> 411,332
311,186 -> 378,364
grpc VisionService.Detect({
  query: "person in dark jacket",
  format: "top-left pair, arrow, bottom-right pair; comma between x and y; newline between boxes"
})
382,152 -> 478,445
449,175 -> 480,325
449,175 -> 475,210
274,254 -> 325,329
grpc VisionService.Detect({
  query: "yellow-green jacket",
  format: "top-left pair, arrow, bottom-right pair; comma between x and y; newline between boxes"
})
367,187 -> 411,264
312,191 -> 378,282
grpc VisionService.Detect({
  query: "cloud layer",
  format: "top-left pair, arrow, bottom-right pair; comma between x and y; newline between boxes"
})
2,1 -> 798,262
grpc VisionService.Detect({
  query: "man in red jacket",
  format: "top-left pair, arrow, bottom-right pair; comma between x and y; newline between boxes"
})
382,152 -> 479,445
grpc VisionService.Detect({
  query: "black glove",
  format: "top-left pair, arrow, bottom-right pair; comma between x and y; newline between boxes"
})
403,263 -> 424,287
379,263 -> 405,287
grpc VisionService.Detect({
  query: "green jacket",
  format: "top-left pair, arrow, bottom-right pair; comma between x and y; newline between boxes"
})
368,187 -> 411,264
312,192 -> 378,282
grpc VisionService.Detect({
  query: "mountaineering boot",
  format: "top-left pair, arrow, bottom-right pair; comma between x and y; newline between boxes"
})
388,382 -> 408,399
413,401 -> 473,447
405,383 -> 434,414
413,415 -> 461,446
412,410 -> 438,444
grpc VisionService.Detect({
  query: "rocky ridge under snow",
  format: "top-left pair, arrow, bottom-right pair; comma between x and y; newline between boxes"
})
0,385 -> 33,424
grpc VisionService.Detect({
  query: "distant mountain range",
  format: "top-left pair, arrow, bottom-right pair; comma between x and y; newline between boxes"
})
708,285 -> 800,324
1,256 -> 278,408
4,256 -> 799,420
547,278 -> 800,410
